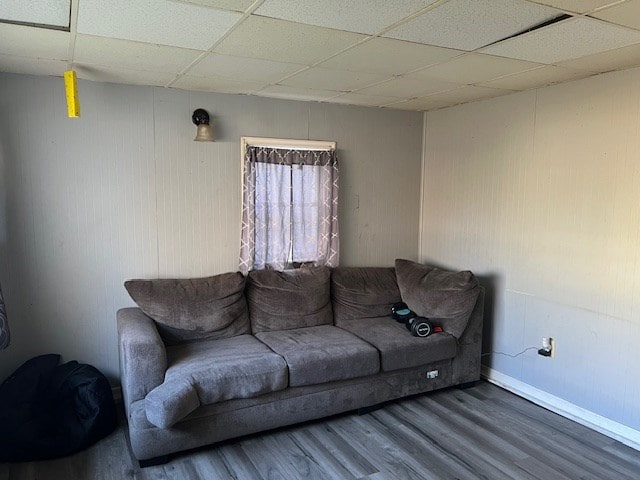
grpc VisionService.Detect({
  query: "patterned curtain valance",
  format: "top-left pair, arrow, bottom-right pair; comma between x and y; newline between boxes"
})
247,146 -> 337,167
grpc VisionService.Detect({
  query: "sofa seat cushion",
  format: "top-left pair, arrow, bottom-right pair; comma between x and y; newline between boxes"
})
331,267 -> 402,325
145,335 -> 287,428
255,325 -> 380,387
339,317 -> 457,372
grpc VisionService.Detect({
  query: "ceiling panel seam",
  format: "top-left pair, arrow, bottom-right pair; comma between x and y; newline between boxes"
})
68,0 -> 80,69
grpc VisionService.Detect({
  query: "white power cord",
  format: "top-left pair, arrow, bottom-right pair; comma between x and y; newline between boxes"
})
481,346 -> 538,358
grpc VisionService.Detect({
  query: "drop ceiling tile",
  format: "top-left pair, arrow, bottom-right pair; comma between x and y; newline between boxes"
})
479,65 -> 593,90
384,0 -> 562,51
318,37 -> 463,75
528,1 -> 618,14
169,0 -> 255,12
0,22 -> 69,59
189,53 -> 304,83
74,35 -> 202,73
558,42 -> 640,72
0,0 -> 70,28
481,17 -> 640,64
355,76 -> 461,97
214,16 -> 366,65
256,85 -> 341,102
408,53 -> 542,84
172,74 -> 266,93
254,0 -> 434,35
74,64 -> 178,86
0,54 -> 67,76
280,67 -> 389,91
77,0 -> 241,50
591,1 -> 640,31
330,92 -> 404,107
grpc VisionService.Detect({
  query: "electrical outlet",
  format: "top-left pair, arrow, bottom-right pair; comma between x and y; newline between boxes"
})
426,370 -> 439,379
538,337 -> 554,358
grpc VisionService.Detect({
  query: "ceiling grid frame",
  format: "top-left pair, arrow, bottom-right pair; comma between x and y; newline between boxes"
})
3,0 -> 640,110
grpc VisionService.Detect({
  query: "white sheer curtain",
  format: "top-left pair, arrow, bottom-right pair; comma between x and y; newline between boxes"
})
254,162 -> 291,270
292,164 -> 320,263
0,282 -> 9,350
239,146 -> 339,274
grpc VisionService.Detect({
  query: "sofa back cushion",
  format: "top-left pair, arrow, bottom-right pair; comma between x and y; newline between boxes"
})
395,259 -> 480,339
124,272 -> 250,345
331,267 -> 401,325
247,267 -> 332,332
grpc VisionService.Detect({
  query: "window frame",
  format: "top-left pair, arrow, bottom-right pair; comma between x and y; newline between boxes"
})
239,136 -> 337,270
240,136 -> 336,160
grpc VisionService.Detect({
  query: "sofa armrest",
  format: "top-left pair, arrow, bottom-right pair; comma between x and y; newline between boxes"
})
451,286 -> 484,385
117,308 -> 167,412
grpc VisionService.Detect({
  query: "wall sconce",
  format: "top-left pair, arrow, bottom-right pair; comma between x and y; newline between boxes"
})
192,108 -> 214,142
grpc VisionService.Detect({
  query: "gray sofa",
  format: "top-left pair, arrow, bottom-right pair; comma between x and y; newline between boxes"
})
117,259 -> 484,465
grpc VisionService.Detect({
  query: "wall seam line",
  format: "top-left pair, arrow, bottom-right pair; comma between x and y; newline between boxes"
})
152,88 -> 160,276
418,110 -> 427,262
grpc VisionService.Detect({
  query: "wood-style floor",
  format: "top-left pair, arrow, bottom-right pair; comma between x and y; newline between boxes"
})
1,381 -> 639,480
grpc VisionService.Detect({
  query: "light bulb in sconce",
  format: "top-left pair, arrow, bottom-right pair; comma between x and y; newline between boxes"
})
192,108 -> 214,142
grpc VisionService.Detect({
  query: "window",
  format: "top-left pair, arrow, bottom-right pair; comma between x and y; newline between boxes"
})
239,137 -> 339,274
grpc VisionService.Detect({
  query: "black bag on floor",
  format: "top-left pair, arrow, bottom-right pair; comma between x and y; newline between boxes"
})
0,354 -> 117,462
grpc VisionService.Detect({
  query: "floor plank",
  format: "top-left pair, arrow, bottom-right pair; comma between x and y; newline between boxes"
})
2,381 -> 639,480
476,389 -> 639,479
367,409 -> 485,480
604,442 -> 640,469
440,388 -> 604,480
217,443 -> 265,480
305,423 -> 378,477
286,428 -> 359,480
329,415 -> 435,480
376,406 -> 512,480
174,450 -> 234,480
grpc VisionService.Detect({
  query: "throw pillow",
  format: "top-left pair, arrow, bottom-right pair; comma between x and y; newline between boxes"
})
247,266 -> 332,332
394,259 -> 480,339
331,267 -> 401,324
124,272 -> 250,345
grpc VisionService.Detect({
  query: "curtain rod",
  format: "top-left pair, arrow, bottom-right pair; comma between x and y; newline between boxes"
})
247,144 -> 334,151
241,136 -> 336,152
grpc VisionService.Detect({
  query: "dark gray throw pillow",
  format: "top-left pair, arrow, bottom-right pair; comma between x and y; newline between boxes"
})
124,272 -> 250,345
394,259 -> 480,339
247,267 -> 332,332
331,267 -> 401,324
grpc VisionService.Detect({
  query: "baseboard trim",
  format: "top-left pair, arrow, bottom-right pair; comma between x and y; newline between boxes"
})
481,366 -> 640,452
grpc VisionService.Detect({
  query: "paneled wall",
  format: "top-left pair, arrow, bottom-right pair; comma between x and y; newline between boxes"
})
421,67 -> 640,433
0,72 -> 423,381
